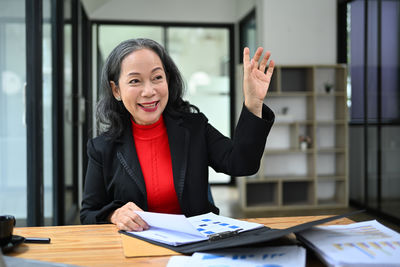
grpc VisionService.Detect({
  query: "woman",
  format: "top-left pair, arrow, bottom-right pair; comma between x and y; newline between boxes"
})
80,38 -> 275,231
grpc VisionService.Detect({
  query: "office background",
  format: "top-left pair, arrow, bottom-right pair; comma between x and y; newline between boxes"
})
0,0 -> 399,228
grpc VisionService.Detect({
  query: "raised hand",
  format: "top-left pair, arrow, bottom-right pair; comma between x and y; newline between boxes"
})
109,202 -> 149,231
243,47 -> 275,118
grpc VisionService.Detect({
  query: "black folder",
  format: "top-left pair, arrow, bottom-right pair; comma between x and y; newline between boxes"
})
119,210 -> 364,254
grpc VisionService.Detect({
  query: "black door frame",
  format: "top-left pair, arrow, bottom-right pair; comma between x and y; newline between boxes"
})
26,0 -> 44,227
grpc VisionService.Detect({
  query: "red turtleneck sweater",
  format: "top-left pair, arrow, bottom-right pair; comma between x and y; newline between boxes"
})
131,116 -> 181,214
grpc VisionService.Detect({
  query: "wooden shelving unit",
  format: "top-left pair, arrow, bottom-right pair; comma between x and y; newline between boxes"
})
238,65 -> 349,211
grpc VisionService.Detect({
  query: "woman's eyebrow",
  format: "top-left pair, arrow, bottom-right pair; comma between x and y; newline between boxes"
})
126,71 -> 140,77
151,67 -> 164,73
126,67 -> 163,77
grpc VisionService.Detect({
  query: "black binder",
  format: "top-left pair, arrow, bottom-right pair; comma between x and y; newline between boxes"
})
119,210 -> 364,254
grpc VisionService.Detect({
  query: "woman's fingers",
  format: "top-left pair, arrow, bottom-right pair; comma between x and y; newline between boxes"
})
245,47 -> 273,75
243,47 -> 251,77
126,202 -> 149,230
116,215 -> 145,231
243,47 -> 250,64
111,202 -> 150,231
131,212 -> 149,230
251,47 -> 264,69
266,59 -> 275,81
259,51 -> 271,73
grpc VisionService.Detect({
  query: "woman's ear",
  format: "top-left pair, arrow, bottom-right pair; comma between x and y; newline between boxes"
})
110,81 -> 121,101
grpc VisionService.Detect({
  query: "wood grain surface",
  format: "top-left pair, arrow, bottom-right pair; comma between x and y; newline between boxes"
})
7,215 -> 354,267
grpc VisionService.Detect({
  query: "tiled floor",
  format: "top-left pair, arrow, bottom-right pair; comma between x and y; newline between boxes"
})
210,185 -> 400,233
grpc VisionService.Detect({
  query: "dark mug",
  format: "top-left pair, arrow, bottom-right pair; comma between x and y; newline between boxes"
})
0,215 -> 15,246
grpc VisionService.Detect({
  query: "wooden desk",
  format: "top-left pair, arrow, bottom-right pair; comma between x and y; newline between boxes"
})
8,215 -> 353,267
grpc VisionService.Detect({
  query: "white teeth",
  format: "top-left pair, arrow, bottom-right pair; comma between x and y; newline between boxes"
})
141,102 -> 157,108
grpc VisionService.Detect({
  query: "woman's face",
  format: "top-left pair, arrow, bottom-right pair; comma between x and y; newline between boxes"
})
111,48 -> 169,125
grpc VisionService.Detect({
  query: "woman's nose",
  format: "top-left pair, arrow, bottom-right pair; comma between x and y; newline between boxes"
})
141,82 -> 155,97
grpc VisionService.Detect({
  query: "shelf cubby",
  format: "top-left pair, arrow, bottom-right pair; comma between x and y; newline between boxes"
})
317,179 -> 347,206
262,152 -> 315,178
282,181 -> 314,206
281,67 -> 313,92
316,123 -> 347,149
238,177 -> 279,210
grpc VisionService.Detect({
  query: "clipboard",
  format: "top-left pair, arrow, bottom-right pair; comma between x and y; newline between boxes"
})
120,210 -> 364,255
120,233 -> 181,257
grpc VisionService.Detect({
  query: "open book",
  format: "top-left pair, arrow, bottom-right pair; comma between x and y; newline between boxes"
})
127,211 -> 264,246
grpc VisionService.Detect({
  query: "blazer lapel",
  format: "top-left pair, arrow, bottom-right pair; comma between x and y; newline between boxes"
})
164,115 -> 190,202
116,125 -> 147,199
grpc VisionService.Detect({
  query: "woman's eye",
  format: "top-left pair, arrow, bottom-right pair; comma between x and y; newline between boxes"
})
129,79 -> 140,84
154,75 -> 163,81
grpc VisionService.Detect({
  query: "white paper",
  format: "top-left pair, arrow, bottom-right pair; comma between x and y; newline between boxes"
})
135,211 -> 203,237
129,227 -> 208,246
188,212 -> 263,236
166,246 -> 306,267
166,256 -> 192,267
298,220 -> 400,267
129,211 -> 206,246
127,211 -> 263,246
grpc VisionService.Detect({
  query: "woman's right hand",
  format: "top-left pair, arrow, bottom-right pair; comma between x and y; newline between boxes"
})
109,202 -> 150,231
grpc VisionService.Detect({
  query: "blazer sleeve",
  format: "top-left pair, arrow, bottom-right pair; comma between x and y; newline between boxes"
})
80,139 -> 124,224
206,103 -> 274,176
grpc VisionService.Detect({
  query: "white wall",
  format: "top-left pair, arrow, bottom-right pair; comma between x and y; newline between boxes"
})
257,0 -> 337,65
82,0 -> 239,23
236,0 -> 257,22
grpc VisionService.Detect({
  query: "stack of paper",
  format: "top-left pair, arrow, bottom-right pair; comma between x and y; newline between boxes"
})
128,211 -> 264,246
166,246 -> 306,267
297,220 -> 400,267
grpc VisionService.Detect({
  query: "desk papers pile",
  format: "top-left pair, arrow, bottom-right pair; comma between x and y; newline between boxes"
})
166,246 -> 306,267
297,220 -> 400,267
128,211 -> 263,246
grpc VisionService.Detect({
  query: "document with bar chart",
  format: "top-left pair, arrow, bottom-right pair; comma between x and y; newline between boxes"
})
297,220 -> 400,267
128,211 -> 263,246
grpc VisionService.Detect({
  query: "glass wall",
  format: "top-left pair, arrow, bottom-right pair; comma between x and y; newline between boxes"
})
98,25 -> 163,62
0,0 -> 28,225
43,0 -> 54,225
348,0 -> 400,221
64,3 -> 74,225
167,27 -> 230,183
380,0 -> 400,220
350,0 -> 400,122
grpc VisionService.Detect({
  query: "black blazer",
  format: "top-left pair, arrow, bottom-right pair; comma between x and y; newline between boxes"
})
80,104 -> 274,224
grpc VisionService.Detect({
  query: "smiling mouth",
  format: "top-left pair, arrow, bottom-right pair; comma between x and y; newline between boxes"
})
138,101 -> 160,112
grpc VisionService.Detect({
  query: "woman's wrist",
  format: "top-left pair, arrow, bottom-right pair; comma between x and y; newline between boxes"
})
244,98 -> 263,118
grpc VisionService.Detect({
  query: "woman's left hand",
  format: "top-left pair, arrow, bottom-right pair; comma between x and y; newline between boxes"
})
243,47 -> 275,118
